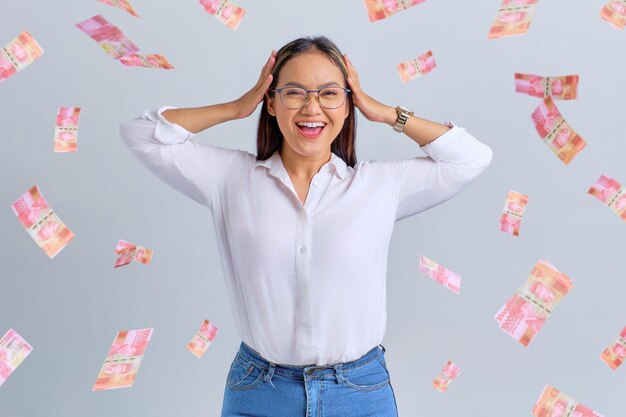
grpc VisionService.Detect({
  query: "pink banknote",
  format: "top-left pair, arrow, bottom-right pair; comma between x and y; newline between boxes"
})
12,185 -> 75,258
93,328 -> 153,391
187,320 -> 219,358
114,239 -> 153,268
397,50 -> 436,83
97,0 -> 140,17
364,0 -> 426,21
54,106 -> 81,152
199,0 -> 246,30
600,326 -> 626,370
118,53 -> 174,69
495,260 -> 572,347
600,0 -> 626,30
0,31 -> 44,82
419,255 -> 461,294
488,0 -> 539,39
588,175 -> 626,222
500,190 -> 529,237
432,361 -> 461,393
515,73 -> 579,100
0,329 -> 33,387
532,385 -> 605,417
75,15 -> 139,59
531,96 -> 586,165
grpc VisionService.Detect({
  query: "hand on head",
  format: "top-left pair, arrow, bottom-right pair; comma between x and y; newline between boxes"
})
343,54 -> 391,124
233,50 -> 277,119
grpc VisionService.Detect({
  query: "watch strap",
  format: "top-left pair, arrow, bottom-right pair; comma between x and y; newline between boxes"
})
393,106 -> 413,133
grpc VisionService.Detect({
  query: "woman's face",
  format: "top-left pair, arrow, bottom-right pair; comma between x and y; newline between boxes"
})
267,51 -> 350,160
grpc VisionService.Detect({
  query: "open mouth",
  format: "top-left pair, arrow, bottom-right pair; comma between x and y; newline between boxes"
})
296,121 -> 327,138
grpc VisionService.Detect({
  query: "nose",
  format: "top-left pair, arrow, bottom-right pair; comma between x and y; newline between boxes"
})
301,92 -> 322,114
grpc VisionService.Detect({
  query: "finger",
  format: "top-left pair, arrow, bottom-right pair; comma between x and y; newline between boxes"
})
264,57 -> 276,80
263,73 -> 273,91
258,56 -> 275,86
346,70 -> 361,94
266,50 -> 276,68
267,50 -> 277,67
344,55 -> 360,86
259,75 -> 274,105
344,54 -> 356,73
255,73 -> 274,98
344,54 -> 353,77
252,75 -> 271,98
348,77 -> 361,93
260,50 -> 275,76
257,65 -> 268,85
348,61 -> 360,83
260,55 -> 272,78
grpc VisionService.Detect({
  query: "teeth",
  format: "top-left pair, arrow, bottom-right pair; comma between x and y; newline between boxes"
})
296,122 -> 326,128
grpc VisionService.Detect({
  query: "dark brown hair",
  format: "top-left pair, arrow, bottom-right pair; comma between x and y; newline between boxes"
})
256,36 -> 357,167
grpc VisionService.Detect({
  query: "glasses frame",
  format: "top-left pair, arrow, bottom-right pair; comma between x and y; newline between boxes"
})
271,86 -> 352,110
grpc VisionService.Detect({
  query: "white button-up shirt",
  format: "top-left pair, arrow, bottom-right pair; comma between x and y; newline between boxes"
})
120,106 -> 493,366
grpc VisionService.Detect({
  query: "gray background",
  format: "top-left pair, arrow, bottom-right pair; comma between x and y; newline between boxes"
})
1,0 -> 625,416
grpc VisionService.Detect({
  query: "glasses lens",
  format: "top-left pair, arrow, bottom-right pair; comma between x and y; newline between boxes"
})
318,87 -> 346,109
278,87 -> 347,109
280,87 -> 307,109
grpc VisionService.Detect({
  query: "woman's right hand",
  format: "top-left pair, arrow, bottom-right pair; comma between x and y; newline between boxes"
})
232,50 -> 276,119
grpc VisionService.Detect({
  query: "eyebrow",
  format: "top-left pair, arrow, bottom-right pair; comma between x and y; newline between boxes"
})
283,81 -> 341,89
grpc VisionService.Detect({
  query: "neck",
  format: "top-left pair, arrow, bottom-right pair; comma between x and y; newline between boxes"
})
279,144 -> 332,180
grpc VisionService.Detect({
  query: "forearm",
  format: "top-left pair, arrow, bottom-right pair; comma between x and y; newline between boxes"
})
161,101 -> 240,134
379,105 -> 450,147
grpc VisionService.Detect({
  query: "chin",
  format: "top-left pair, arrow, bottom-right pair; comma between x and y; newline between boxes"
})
293,143 -> 327,157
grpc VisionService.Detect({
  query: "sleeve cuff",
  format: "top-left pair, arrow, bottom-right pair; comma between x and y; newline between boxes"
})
144,105 -> 195,145
419,121 -> 465,162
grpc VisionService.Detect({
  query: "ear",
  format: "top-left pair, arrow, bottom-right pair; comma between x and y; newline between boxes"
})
344,101 -> 350,120
266,92 -> 276,116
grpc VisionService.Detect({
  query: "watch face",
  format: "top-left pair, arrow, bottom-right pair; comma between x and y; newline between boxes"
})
398,105 -> 413,113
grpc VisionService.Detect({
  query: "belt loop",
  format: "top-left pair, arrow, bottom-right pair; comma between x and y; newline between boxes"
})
263,362 -> 276,388
379,344 -> 386,353
333,364 -> 345,384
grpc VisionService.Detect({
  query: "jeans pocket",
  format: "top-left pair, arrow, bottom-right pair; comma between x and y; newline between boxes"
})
340,357 -> 390,392
226,355 -> 265,391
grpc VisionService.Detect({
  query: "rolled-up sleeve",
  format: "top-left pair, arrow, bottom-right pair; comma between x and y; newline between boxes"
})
382,123 -> 493,222
119,106 -> 239,210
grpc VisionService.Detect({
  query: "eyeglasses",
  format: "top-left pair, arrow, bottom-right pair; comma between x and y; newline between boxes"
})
271,86 -> 351,109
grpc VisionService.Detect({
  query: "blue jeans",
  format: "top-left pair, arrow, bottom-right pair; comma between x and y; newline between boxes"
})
221,341 -> 399,417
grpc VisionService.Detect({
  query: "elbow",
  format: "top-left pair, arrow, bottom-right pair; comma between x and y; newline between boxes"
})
445,144 -> 493,189
466,139 -> 493,175
478,143 -> 494,171
118,118 -> 159,153
454,128 -> 493,174
470,144 -> 493,181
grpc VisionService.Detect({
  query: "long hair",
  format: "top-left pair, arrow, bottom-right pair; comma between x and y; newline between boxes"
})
256,36 -> 357,168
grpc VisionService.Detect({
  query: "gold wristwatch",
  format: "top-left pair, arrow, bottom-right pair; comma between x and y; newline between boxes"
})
393,105 -> 414,133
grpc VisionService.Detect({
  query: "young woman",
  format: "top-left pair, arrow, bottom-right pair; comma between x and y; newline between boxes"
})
120,36 -> 492,417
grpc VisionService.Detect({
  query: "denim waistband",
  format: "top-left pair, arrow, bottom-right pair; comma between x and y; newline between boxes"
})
236,341 -> 386,380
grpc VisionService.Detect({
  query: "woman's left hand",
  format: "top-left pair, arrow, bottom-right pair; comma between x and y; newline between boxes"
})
343,54 -> 395,125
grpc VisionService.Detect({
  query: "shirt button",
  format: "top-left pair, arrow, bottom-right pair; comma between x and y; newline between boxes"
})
300,246 -> 307,253
312,181 -> 318,187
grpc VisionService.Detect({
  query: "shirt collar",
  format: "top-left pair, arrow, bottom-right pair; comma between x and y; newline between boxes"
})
254,150 -> 346,180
